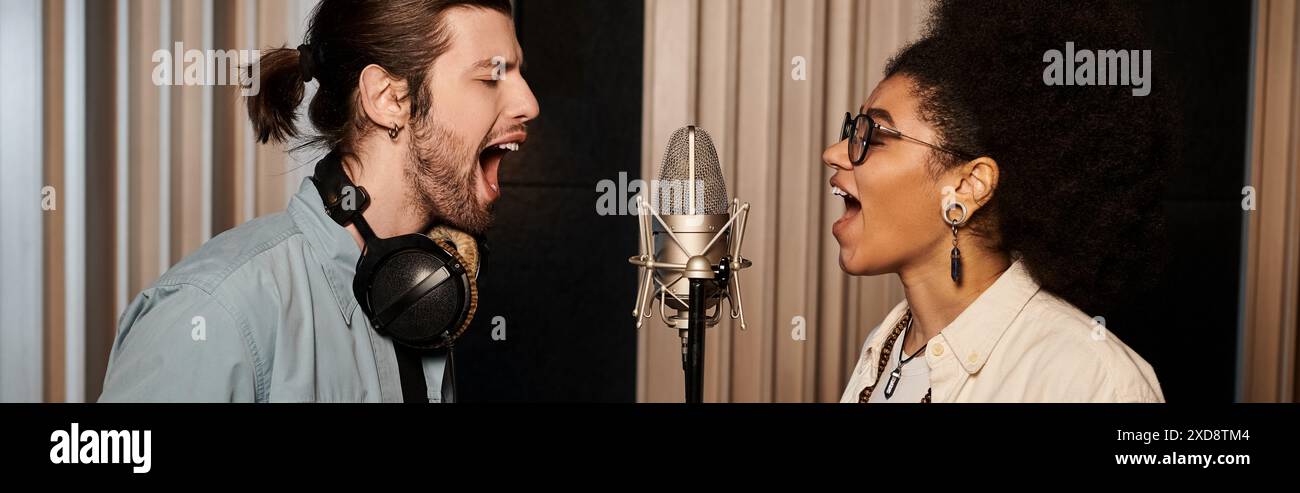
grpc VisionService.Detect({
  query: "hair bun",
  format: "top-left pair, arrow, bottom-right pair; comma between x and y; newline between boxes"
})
296,44 -> 318,83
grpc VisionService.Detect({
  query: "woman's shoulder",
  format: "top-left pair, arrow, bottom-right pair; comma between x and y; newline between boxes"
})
1004,291 -> 1165,402
858,300 -> 910,350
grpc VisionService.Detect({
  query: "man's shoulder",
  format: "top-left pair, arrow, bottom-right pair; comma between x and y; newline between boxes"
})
152,212 -> 303,295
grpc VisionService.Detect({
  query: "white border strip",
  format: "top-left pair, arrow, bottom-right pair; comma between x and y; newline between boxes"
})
243,0 -> 257,222
287,0 -> 320,193
0,0 -> 45,402
115,0 -> 130,321
64,0 -> 87,403
201,0 -> 214,241
158,0 -> 172,274
1235,0 -> 1262,403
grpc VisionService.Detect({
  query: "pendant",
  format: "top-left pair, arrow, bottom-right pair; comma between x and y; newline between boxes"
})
950,246 -> 962,284
883,368 -> 901,399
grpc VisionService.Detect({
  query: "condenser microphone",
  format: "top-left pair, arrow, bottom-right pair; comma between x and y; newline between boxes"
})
651,126 -> 730,313
629,125 -> 752,403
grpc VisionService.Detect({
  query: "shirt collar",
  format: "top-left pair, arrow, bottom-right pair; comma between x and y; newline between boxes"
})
935,258 -> 1040,374
287,177 -> 363,325
864,258 -> 1041,375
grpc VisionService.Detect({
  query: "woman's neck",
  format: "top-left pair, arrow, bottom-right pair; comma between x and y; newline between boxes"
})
898,244 -> 1012,355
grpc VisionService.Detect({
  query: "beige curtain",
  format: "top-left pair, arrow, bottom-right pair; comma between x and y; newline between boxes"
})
1241,0 -> 1300,403
638,0 -> 926,402
37,0 -> 314,402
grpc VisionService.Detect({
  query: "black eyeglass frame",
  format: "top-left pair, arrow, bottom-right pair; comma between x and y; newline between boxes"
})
840,111 -> 975,165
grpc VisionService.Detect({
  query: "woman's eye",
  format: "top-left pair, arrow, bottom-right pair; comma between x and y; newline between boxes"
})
480,79 -> 500,87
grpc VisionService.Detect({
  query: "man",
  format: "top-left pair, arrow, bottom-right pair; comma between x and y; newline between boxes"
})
100,0 -> 539,402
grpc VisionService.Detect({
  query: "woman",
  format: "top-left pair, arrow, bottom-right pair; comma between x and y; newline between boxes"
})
827,0 -> 1170,403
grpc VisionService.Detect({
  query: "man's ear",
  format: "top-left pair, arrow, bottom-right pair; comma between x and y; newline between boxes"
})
950,156 -> 999,217
357,64 -> 410,130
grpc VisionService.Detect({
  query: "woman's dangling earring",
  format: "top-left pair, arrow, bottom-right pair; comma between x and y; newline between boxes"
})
944,202 -> 967,284
388,122 -> 403,140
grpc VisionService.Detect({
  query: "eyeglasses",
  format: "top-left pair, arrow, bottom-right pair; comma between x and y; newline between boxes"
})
840,111 -> 973,166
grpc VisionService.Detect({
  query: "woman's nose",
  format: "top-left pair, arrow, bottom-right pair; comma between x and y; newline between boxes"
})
823,139 -> 853,171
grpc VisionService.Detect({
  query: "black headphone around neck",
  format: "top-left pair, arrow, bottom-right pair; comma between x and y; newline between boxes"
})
310,151 -> 479,351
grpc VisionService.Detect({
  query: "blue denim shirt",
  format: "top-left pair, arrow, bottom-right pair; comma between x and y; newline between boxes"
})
100,178 -> 447,402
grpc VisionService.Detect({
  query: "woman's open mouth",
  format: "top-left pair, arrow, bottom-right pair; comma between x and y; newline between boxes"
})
831,184 -> 861,236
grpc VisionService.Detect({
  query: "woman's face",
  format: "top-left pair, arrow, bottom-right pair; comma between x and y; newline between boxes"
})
824,75 -> 955,276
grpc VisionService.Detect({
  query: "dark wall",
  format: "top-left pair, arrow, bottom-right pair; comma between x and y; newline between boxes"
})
1109,0 -> 1253,403
456,0 -> 643,402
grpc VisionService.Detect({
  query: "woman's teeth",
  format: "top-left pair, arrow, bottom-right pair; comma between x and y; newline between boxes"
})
831,185 -> 850,198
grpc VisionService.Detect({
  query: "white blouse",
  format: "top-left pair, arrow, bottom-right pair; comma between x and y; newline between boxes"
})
866,328 -> 932,403
841,260 -> 1165,403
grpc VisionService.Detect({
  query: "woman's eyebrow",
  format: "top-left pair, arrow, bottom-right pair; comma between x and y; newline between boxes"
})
866,107 -> 895,127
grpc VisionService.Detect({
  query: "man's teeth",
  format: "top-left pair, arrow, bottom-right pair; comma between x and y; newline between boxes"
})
494,142 -> 520,152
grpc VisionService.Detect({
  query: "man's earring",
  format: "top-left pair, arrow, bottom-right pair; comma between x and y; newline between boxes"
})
388,123 -> 403,140
944,202 -> 968,284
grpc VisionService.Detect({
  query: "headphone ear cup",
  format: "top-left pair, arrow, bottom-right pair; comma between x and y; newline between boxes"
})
428,225 -> 481,280
355,234 -> 477,350
431,238 -> 478,344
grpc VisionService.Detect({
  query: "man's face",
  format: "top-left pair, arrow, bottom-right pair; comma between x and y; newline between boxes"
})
405,7 -> 539,235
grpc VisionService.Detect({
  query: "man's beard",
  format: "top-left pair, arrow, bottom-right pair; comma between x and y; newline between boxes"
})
404,119 -> 493,235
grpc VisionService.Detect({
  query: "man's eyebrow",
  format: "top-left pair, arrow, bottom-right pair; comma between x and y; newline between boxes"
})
866,107 -> 894,127
469,57 -> 509,71
468,55 -> 525,75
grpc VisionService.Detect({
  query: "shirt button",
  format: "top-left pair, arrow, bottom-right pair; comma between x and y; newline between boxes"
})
931,344 -> 944,357
967,353 -> 979,364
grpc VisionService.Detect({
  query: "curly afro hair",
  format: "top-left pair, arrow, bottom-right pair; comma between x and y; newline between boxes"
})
885,0 -> 1179,315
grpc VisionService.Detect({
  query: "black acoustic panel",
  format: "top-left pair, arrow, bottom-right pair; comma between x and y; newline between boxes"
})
456,186 -> 640,402
505,0 -> 644,187
1108,199 -> 1243,403
1139,0 -> 1254,201
1099,0 -> 1252,402
450,0 -> 643,402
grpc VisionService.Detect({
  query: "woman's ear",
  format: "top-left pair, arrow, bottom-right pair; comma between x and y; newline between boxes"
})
951,156 -> 1000,215
357,64 -> 410,129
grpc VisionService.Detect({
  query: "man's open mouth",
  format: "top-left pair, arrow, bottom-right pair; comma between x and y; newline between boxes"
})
477,135 -> 526,201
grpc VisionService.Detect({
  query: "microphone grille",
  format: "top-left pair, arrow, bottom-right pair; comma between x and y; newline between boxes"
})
657,126 -> 729,215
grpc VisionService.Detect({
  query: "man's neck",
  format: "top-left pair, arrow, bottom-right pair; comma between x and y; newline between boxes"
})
340,147 -> 427,251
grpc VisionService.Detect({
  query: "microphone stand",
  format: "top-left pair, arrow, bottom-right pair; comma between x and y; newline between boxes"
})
629,195 -> 751,404
682,255 -> 730,404
686,278 -> 705,403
